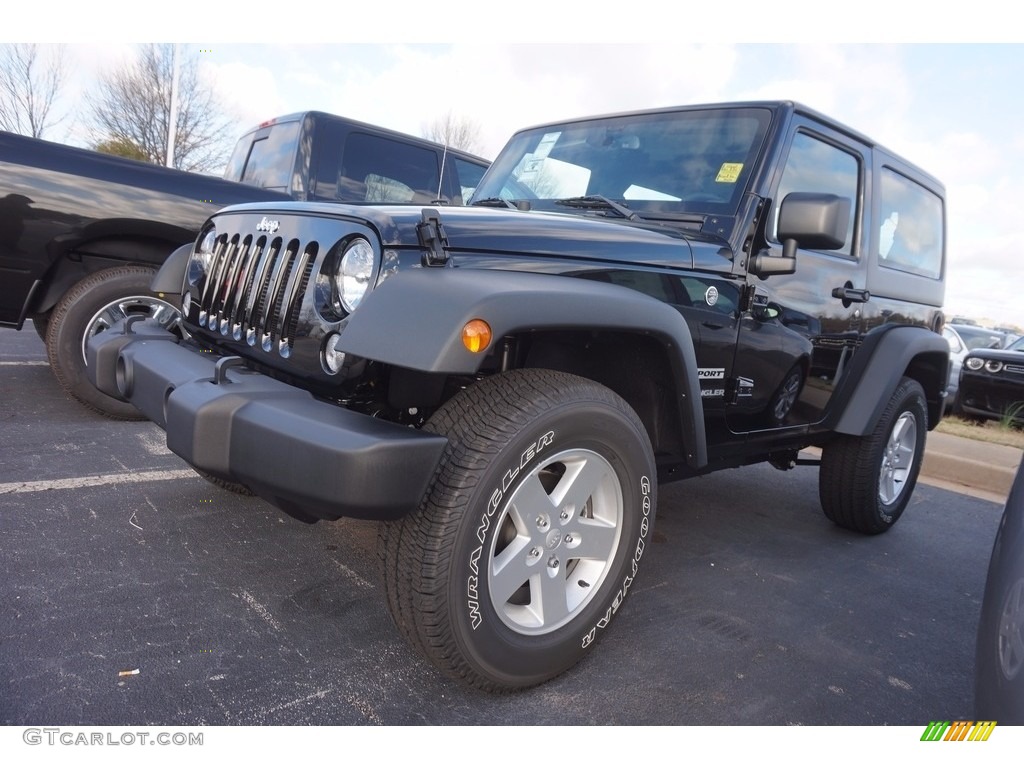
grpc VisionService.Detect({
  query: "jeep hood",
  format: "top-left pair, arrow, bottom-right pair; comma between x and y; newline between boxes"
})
404,207 -> 698,270
219,201 -> 709,270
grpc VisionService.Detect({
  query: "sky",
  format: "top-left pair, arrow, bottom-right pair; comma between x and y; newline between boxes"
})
8,2 -> 1024,328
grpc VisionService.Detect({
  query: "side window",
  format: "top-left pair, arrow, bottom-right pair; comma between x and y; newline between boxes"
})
877,167 -> 943,279
231,121 -> 301,190
771,131 -> 860,257
452,157 -> 487,204
338,133 -> 440,203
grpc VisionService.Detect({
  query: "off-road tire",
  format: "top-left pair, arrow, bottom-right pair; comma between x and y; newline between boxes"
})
819,376 -> 927,534
45,266 -> 179,420
378,368 -> 656,691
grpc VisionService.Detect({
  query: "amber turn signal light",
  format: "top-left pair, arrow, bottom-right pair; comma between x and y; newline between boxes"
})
461,319 -> 492,353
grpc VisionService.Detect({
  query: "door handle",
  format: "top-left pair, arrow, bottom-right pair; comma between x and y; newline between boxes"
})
831,284 -> 870,306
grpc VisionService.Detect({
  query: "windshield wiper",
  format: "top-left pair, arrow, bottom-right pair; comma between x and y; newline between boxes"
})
554,195 -> 641,221
471,197 -> 519,210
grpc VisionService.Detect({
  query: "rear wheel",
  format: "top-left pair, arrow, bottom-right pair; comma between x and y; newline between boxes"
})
46,266 -> 180,419
819,376 -> 927,534
379,369 -> 656,691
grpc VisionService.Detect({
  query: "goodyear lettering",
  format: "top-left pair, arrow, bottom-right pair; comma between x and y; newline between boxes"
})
582,474 -> 652,648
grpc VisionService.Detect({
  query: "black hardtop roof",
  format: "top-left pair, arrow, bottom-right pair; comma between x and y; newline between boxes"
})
240,110 -> 491,164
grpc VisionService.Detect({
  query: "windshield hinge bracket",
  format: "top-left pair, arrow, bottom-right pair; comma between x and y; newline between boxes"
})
418,208 -> 450,266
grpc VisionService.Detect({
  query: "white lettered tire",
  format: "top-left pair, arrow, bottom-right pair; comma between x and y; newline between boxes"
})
379,368 -> 656,691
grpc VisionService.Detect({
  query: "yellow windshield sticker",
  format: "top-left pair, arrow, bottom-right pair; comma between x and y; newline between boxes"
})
715,163 -> 744,183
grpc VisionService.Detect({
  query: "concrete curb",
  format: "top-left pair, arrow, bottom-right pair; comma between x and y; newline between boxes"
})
802,431 -> 1022,502
920,431 -> 1022,500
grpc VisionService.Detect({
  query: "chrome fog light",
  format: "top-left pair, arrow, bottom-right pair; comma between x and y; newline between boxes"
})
322,332 -> 346,375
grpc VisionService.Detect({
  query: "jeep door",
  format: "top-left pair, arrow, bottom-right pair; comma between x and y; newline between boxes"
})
725,119 -> 870,436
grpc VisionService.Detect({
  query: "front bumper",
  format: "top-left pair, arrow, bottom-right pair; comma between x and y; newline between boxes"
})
959,372 -> 1024,424
86,319 -> 448,522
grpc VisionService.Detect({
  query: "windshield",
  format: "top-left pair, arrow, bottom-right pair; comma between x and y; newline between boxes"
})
472,107 -> 771,216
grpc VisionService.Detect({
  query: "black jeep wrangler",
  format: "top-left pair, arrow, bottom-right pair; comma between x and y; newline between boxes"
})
87,101 -> 950,691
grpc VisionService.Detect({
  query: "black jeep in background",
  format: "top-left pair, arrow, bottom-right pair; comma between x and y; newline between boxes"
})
88,101 -> 950,691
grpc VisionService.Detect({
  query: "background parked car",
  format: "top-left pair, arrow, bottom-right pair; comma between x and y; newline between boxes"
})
975,460 -> 1024,723
949,323 -> 1007,351
943,325 -> 970,413
995,326 -> 1022,347
958,335 -> 1024,425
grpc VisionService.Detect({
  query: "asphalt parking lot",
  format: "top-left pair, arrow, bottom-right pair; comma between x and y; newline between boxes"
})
0,324 -> 1006,725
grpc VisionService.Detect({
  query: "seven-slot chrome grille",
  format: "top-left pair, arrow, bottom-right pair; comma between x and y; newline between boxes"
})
196,233 -> 318,359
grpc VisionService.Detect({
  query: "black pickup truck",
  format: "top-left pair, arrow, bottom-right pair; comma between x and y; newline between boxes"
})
0,111 -> 489,416
89,101 -> 949,691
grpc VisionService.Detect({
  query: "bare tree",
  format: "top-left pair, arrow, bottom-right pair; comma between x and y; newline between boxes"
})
422,110 -> 483,155
88,44 -> 235,173
0,44 -> 69,139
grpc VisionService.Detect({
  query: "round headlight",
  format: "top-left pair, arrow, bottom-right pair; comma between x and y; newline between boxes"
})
985,360 -> 1004,374
187,226 -> 218,286
335,238 -> 377,313
966,357 -> 984,371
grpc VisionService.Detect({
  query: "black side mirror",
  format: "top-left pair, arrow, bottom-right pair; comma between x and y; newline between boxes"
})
778,192 -> 851,258
751,192 -> 851,278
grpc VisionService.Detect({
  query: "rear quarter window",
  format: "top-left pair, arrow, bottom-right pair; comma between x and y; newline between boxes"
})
877,167 -> 944,280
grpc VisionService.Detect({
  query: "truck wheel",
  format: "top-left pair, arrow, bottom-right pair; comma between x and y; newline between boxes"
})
46,266 -> 180,420
819,376 -> 927,534
379,369 -> 656,691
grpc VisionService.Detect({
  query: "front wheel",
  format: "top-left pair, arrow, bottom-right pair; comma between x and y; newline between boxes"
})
45,266 -> 180,419
819,376 -> 928,534
379,369 -> 656,691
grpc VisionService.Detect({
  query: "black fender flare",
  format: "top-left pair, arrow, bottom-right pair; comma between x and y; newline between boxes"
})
829,324 -> 950,436
339,267 -> 708,468
151,243 -> 192,295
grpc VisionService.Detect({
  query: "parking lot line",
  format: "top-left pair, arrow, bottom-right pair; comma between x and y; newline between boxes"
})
0,469 -> 197,494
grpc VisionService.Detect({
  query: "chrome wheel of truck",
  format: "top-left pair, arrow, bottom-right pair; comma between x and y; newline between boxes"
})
378,368 -> 656,691
80,294 -> 178,363
46,265 -> 180,420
